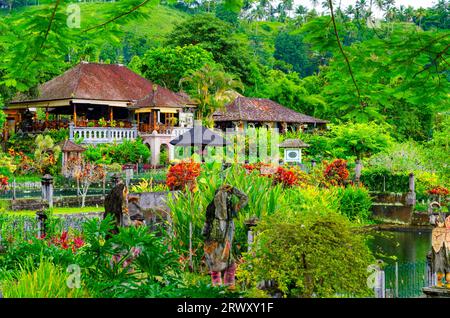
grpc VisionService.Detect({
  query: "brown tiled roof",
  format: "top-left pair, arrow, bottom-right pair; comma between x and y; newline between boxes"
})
132,85 -> 195,108
279,139 -> 310,148
213,97 -> 328,124
11,62 -> 195,108
61,140 -> 85,152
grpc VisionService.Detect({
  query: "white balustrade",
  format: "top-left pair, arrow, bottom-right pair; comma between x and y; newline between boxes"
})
69,123 -> 138,144
172,127 -> 190,137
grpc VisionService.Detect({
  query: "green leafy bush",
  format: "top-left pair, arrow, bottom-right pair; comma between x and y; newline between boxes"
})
84,138 -> 150,165
237,212 -> 375,298
336,185 -> 372,222
77,216 -> 181,298
360,168 -> 410,193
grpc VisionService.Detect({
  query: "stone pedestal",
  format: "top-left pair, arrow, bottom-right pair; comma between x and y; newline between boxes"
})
41,174 -> 53,208
422,287 -> 450,298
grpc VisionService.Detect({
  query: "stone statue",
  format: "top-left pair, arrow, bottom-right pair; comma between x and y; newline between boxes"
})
104,181 -> 132,235
202,184 -> 248,288
429,202 -> 450,288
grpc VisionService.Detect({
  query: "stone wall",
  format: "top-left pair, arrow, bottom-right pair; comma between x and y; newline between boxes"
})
8,195 -> 104,211
127,191 -> 178,225
371,192 -> 414,224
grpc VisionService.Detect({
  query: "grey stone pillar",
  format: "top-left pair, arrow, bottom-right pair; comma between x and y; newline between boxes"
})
124,165 -> 134,187
245,218 -> 258,252
406,173 -> 416,206
41,174 -> 53,208
36,210 -> 48,238
355,159 -> 363,184
12,178 -> 16,200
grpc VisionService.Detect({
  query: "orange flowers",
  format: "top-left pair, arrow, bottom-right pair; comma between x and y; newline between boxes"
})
166,160 -> 201,191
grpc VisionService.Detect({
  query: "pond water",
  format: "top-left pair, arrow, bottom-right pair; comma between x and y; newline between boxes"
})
367,229 -> 432,265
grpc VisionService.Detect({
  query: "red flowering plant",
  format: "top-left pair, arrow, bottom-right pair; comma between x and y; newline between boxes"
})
427,186 -> 450,197
0,175 -> 9,192
166,160 -> 201,191
273,167 -> 298,187
323,159 -> 350,187
427,186 -> 450,206
46,231 -> 85,253
243,162 -> 272,174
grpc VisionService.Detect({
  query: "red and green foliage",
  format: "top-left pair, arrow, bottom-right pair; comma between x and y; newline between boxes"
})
273,167 -> 298,187
323,159 -> 349,186
166,160 -> 201,191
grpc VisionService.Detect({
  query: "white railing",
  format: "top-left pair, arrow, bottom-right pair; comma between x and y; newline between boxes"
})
138,127 -> 190,137
69,123 -> 138,144
172,127 -> 190,137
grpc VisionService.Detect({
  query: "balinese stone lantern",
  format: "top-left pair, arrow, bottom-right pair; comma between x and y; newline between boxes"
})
279,139 -> 310,165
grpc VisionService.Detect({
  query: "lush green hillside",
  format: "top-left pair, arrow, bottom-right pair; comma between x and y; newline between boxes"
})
0,1 -> 448,145
1,3 -> 188,47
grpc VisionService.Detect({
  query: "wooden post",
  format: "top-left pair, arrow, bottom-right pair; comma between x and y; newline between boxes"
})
137,112 -> 140,130
109,106 -> 113,123
73,104 -> 77,126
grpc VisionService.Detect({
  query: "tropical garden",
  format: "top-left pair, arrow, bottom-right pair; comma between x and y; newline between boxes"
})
0,0 -> 448,298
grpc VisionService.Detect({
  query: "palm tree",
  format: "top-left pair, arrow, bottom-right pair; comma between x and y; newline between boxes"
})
345,5 -> 355,20
282,0 -> 294,18
355,0 -> 369,20
179,64 -> 243,122
294,4 -> 308,25
404,5 -> 415,22
296,4 -> 308,17
415,7 -> 427,27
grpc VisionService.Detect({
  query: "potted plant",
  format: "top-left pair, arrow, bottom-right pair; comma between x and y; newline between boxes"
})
98,117 -> 107,127
110,119 -> 117,128
119,121 -> 125,128
168,117 -> 178,127
87,121 -> 95,128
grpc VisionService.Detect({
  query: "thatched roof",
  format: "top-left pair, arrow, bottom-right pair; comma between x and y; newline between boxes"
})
279,139 -> 310,148
213,97 -> 328,124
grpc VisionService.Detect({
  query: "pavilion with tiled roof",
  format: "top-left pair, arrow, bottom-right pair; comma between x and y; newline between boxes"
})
213,97 -> 328,132
5,62 -> 196,138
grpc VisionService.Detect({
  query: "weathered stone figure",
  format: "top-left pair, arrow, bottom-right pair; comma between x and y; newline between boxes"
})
429,202 -> 450,287
202,184 -> 248,288
104,182 -> 132,234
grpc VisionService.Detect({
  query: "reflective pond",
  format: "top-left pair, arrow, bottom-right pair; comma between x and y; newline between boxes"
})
367,228 -> 432,265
